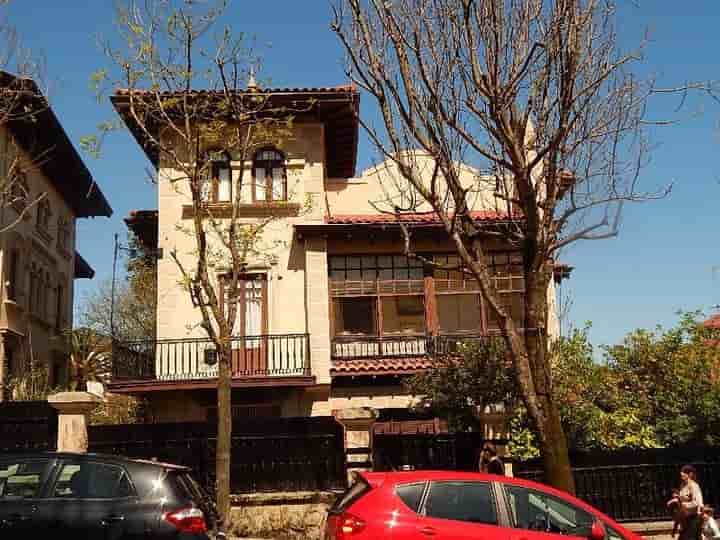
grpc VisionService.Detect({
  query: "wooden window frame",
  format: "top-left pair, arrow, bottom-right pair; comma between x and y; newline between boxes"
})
252,148 -> 287,203
328,252 -> 528,339
200,152 -> 232,204
219,273 -> 268,337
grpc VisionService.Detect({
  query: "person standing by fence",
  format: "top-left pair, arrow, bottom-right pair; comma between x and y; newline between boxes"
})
672,465 -> 704,540
479,442 -> 505,475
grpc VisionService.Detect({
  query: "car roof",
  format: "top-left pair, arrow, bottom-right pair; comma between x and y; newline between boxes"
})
0,451 -> 190,471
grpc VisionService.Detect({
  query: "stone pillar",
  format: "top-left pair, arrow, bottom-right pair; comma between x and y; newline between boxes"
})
48,391 -> 101,453
335,407 -> 378,483
305,237 -> 331,387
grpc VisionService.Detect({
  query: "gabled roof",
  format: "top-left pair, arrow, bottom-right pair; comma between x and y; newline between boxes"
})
1,71 -> 112,218
110,85 -> 360,178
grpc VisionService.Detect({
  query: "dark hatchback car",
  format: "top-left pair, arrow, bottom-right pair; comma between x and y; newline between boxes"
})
0,452 -> 216,539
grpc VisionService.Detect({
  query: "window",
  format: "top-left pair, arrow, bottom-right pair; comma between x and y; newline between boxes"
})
396,482 -> 426,512
252,148 -> 286,202
36,198 -> 51,231
486,292 -> 525,330
51,462 -> 134,499
381,296 -> 425,334
57,217 -> 71,252
504,485 -> 594,536
6,249 -> 19,301
55,284 -> 64,331
424,481 -> 497,525
437,294 -> 481,333
200,151 -> 232,203
0,459 -> 51,499
329,255 -> 424,281
334,297 -> 376,335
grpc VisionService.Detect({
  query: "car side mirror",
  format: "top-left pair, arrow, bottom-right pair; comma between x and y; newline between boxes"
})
590,520 -> 606,540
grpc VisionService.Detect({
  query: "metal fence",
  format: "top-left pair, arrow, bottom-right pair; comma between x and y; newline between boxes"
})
112,333 -> 310,381
0,401 -> 57,452
516,455 -> 720,522
87,416 -> 347,495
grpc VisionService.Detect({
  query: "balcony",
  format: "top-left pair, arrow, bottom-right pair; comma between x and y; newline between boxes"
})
109,334 -> 313,392
331,333 -> 490,361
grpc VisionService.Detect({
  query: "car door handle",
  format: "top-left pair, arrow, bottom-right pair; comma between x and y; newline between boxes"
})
419,525 -> 437,536
100,514 -> 125,527
8,513 -> 30,522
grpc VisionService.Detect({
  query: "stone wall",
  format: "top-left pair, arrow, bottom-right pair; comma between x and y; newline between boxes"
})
228,491 -> 336,540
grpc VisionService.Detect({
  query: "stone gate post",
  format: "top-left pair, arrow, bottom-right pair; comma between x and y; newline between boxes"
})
48,391 -> 101,453
335,407 -> 378,483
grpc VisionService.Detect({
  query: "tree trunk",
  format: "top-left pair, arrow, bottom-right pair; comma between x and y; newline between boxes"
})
215,344 -> 232,532
537,395 -> 575,493
524,265 -> 575,493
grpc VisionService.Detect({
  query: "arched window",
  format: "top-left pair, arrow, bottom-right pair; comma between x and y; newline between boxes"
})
252,148 -> 286,202
200,151 -> 232,203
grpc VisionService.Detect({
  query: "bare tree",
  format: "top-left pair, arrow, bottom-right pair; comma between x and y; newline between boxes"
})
96,0 -> 312,527
332,0 -> 671,492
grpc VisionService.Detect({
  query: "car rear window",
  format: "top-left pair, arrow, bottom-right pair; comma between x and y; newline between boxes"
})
329,474 -> 371,514
396,482 -> 426,512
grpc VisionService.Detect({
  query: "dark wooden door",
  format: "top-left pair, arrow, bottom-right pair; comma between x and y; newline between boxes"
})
230,275 -> 268,376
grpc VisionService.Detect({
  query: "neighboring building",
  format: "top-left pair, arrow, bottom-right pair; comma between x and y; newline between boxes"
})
108,84 -> 563,429
0,72 -> 112,398
705,313 -> 720,331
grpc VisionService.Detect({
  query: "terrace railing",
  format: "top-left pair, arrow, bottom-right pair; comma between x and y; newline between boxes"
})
111,333 -> 310,381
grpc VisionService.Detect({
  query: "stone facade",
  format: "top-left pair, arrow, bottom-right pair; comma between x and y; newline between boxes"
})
228,491 -> 335,540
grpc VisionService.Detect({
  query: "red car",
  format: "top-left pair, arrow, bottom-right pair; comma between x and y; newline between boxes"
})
325,470 -> 642,540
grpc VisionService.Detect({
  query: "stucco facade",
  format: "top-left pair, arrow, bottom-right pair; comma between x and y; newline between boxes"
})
111,86 -> 564,426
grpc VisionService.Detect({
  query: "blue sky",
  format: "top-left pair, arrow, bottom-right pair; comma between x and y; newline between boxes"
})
4,1 -> 719,347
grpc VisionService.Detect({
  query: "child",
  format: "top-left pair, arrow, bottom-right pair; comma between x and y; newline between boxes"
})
702,507 -> 720,540
667,489 -> 690,538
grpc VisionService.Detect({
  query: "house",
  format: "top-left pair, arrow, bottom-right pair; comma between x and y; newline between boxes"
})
0,71 -> 112,398
108,84 -> 562,430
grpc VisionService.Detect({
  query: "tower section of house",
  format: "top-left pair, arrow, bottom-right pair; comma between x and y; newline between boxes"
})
108,83 -> 563,429
0,71 -> 112,398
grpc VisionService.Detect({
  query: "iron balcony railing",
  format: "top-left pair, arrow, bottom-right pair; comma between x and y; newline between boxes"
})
111,334 -> 310,381
331,333 -> 490,360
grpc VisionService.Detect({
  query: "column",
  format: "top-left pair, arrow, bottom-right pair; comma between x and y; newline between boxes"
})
335,407 -> 378,483
48,391 -> 101,453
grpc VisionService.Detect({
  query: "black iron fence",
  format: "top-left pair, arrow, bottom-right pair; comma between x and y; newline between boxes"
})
515,449 -> 720,522
87,416 -> 347,494
112,334 -> 310,381
0,401 -> 57,452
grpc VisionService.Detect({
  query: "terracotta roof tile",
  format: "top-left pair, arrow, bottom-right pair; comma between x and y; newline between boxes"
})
705,314 -> 720,329
115,85 -> 358,96
331,356 -> 434,376
325,211 -> 509,225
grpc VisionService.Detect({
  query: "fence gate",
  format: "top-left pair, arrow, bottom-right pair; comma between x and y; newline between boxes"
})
0,401 -> 57,452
